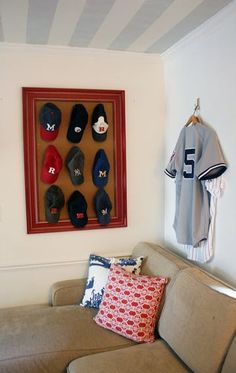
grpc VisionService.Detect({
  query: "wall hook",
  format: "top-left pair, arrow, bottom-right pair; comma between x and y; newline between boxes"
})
193,98 -> 200,114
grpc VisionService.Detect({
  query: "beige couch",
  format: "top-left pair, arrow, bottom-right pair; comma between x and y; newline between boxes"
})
0,242 -> 235,373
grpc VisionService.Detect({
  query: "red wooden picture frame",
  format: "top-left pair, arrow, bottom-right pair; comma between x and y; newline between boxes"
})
22,87 -> 127,234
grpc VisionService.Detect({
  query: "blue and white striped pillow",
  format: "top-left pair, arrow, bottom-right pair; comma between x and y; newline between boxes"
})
80,254 -> 144,308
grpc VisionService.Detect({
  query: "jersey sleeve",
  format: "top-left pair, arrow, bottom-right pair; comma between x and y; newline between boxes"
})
196,130 -> 227,180
164,129 -> 183,178
164,151 -> 177,178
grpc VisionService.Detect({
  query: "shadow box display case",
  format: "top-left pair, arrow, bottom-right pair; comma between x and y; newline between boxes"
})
22,87 -> 127,234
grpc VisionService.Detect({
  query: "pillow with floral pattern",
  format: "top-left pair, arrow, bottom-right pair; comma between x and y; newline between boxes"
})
80,254 -> 144,308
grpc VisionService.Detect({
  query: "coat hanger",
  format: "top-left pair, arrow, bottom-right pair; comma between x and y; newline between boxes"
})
185,98 -> 200,126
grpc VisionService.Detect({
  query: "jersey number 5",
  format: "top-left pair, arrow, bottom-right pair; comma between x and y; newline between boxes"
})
183,149 -> 195,178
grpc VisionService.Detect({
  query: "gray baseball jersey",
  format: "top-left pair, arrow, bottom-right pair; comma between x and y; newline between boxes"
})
165,123 -> 227,247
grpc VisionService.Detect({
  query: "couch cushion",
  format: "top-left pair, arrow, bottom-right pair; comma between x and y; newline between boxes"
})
132,242 -> 190,292
158,268 -> 236,373
0,305 -> 136,373
67,339 -> 189,373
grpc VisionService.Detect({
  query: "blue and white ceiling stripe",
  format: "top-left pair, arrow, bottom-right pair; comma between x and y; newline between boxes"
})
70,0 -> 116,47
0,0 -> 233,53
27,0 -> 58,44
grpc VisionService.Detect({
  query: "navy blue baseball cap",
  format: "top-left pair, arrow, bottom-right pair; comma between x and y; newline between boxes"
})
66,146 -> 84,185
39,103 -> 61,141
94,189 -> 112,225
67,191 -> 88,228
67,104 -> 88,143
92,103 -> 109,142
92,149 -> 110,187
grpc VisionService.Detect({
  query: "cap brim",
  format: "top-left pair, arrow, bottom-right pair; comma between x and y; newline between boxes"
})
41,167 -> 59,184
45,207 -> 60,223
69,212 -> 88,228
40,127 -> 59,141
92,130 -> 107,142
92,173 -> 109,187
70,174 -> 84,185
97,213 -> 111,225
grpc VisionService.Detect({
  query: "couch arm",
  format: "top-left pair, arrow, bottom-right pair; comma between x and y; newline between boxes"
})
50,278 -> 87,306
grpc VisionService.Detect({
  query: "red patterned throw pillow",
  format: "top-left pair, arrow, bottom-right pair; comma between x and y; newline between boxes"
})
94,264 -> 168,343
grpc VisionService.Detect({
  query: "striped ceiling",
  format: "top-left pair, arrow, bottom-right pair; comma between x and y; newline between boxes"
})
0,0 -> 233,54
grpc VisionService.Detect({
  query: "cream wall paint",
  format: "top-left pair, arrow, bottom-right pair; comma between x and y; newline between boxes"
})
163,1 -> 236,286
1,1 -> 235,308
0,46 -> 165,307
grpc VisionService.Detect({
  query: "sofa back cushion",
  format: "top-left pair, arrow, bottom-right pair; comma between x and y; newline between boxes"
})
158,268 -> 236,373
222,334 -> 236,373
132,242 -> 189,292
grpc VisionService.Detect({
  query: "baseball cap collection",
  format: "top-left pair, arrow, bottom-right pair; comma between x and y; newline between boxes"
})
39,102 -> 111,227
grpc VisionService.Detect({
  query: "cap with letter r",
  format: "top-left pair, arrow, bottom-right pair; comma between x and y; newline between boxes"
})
41,145 -> 63,184
39,102 -> 62,141
92,103 -> 109,142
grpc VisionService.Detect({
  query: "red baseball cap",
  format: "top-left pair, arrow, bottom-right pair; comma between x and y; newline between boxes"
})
41,145 -> 63,184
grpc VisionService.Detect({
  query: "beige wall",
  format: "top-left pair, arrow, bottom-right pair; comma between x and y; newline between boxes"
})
1,1 -> 235,308
0,45 -> 165,307
163,1 -> 236,286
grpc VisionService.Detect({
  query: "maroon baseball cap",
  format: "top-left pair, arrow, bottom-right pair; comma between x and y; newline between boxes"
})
39,103 -> 62,141
41,145 -> 63,184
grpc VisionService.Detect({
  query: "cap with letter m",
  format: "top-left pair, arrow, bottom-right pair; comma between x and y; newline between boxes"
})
92,149 -> 110,187
39,102 -> 62,141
